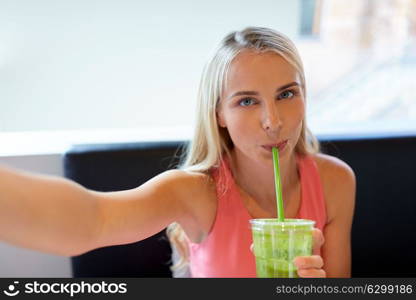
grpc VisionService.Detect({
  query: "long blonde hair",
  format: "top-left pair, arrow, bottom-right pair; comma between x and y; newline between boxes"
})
167,26 -> 320,274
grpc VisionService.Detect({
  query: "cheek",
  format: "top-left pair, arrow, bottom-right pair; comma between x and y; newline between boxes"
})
228,115 -> 250,134
284,101 -> 305,138
223,110 -> 257,141
289,100 -> 305,126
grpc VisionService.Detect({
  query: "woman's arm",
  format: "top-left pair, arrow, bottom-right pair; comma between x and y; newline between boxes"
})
320,155 -> 356,277
293,155 -> 355,278
0,164 -> 190,257
90,169 -> 192,249
0,164 -> 101,256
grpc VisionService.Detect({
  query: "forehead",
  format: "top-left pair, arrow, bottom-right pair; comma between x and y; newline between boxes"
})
224,50 -> 299,91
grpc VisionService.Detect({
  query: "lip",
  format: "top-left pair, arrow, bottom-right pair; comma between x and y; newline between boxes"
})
261,140 -> 288,152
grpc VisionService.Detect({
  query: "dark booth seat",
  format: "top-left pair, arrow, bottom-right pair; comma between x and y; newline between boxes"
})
63,134 -> 416,277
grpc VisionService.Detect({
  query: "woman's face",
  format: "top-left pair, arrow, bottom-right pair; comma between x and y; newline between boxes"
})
217,50 -> 305,164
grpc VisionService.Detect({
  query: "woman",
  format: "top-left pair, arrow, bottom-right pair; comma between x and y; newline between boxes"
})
168,27 -> 355,277
0,27 -> 355,278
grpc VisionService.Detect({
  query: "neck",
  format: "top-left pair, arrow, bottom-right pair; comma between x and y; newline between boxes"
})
229,148 -> 299,210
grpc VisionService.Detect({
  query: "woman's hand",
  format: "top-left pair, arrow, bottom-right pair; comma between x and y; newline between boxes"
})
293,228 -> 326,278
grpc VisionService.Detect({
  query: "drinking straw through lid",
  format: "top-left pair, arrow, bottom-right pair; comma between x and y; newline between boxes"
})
272,147 -> 285,222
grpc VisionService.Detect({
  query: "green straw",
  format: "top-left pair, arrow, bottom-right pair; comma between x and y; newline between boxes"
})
272,147 -> 285,222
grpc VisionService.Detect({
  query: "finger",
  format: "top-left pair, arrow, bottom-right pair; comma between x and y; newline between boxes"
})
312,228 -> 325,255
297,268 -> 326,278
250,243 -> 253,253
293,255 -> 324,269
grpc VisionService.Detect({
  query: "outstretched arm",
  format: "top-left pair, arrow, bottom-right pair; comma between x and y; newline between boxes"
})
0,164 -> 189,257
0,165 -> 101,256
90,169 -> 190,249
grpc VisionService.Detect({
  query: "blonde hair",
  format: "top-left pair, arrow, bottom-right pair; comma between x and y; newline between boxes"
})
167,26 -> 320,275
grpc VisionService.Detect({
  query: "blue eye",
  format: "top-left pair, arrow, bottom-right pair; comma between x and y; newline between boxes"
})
239,97 -> 256,106
279,90 -> 295,100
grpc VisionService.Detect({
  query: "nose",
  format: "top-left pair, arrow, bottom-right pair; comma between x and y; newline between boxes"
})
262,102 -> 282,133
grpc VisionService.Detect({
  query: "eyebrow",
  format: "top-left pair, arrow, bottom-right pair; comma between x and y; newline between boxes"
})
227,82 -> 301,100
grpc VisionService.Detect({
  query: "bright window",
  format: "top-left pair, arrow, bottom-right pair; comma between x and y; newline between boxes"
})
1,0 -> 415,138
297,0 -> 416,134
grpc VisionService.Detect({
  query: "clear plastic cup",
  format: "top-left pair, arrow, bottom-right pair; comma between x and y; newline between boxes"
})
249,218 -> 315,278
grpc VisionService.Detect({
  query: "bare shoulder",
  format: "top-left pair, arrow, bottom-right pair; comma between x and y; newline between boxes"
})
311,153 -> 356,223
164,169 -> 217,241
163,169 -> 214,196
162,169 -> 216,211
312,153 -> 356,187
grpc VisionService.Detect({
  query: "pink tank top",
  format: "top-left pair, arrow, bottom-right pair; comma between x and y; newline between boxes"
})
187,154 -> 327,277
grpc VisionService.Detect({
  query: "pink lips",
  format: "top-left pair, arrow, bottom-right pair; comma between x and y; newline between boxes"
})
261,140 -> 288,152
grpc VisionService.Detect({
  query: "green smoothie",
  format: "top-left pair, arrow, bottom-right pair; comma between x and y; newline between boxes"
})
250,218 -> 315,278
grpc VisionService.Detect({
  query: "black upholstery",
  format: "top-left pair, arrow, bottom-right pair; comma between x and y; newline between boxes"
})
319,133 -> 416,277
63,134 -> 416,277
